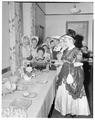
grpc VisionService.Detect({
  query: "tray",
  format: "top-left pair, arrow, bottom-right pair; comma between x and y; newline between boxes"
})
10,98 -> 32,110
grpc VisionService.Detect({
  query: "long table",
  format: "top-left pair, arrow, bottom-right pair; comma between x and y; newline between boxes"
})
2,71 -> 57,117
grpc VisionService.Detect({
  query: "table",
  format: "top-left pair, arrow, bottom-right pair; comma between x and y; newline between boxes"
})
2,71 -> 57,117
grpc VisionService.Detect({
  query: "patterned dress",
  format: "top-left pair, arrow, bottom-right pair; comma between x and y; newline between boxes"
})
22,45 -> 31,66
32,56 -> 48,71
30,47 -> 37,58
55,47 -> 90,116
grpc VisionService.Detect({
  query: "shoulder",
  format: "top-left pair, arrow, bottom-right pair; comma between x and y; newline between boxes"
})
76,49 -> 83,61
72,47 -> 81,55
73,47 -> 79,52
74,47 -> 82,55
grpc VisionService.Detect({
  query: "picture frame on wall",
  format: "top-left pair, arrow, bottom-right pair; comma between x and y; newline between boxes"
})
66,21 -> 89,46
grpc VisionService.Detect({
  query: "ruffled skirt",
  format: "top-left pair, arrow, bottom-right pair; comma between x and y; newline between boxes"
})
55,82 -> 90,116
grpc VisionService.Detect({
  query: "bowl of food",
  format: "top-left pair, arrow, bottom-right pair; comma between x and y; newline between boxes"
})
26,67 -> 32,73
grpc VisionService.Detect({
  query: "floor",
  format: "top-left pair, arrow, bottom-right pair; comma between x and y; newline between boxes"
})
50,109 -> 92,118
48,61 -> 93,118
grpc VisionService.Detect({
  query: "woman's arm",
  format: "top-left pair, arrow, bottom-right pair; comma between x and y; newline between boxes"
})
74,51 -> 83,67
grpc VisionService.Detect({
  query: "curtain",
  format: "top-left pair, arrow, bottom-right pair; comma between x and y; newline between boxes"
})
9,2 -> 23,75
9,2 -> 36,75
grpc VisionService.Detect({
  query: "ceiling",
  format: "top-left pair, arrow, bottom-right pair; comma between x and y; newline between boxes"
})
37,2 -> 93,15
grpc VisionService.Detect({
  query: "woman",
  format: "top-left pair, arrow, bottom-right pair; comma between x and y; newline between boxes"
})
22,35 -> 31,66
55,34 -> 90,117
30,36 -> 39,58
31,47 -> 49,71
42,43 -> 50,61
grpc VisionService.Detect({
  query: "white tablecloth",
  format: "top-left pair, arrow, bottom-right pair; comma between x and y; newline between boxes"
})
2,71 -> 57,117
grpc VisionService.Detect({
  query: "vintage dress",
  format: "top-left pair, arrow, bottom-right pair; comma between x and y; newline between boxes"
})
31,56 -> 48,71
22,45 -> 31,66
55,47 -> 90,116
30,47 -> 37,58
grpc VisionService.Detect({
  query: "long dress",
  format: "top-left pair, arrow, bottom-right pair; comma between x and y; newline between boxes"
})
31,47 -> 37,58
22,45 -> 31,66
31,56 -> 48,71
55,47 -> 90,116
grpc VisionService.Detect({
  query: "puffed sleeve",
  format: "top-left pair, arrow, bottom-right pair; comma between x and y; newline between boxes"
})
74,50 -> 83,67
75,50 -> 83,62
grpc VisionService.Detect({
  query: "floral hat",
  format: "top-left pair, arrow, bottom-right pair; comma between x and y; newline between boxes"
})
41,43 -> 48,47
31,36 -> 39,43
22,35 -> 30,45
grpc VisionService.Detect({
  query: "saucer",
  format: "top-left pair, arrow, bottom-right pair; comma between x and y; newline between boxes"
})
23,92 -> 37,98
10,98 -> 32,109
23,91 -> 30,97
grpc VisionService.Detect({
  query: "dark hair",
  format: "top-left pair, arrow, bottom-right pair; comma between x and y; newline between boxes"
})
74,34 -> 84,49
67,29 -> 76,39
37,47 -> 45,54
50,40 -> 54,44
32,38 -> 37,43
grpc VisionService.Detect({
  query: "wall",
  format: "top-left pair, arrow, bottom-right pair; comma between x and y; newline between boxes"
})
35,3 -> 45,40
35,3 -> 45,27
2,2 -> 10,69
23,3 -> 35,37
22,3 -> 45,38
45,3 -> 93,51
45,2 -> 93,14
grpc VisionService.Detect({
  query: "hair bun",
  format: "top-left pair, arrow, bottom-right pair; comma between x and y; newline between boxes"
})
67,29 -> 76,39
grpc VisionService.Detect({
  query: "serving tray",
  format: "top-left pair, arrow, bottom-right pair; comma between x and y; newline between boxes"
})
10,98 -> 32,110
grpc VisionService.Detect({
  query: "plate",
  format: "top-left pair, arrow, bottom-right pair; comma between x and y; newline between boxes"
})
23,92 -> 37,98
17,84 -> 28,91
10,98 -> 32,109
23,91 -> 30,97
23,82 -> 32,85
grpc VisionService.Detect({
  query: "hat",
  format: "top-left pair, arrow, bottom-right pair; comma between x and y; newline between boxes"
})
31,36 -> 39,43
60,34 -> 74,40
22,35 -> 30,45
60,34 -> 75,44
22,35 -> 29,41
64,35 -> 74,39
41,43 -> 48,47
51,36 -> 60,39
41,43 -> 49,49
51,36 -> 60,42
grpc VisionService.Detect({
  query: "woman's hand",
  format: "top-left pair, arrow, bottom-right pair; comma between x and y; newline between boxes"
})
74,62 -> 83,67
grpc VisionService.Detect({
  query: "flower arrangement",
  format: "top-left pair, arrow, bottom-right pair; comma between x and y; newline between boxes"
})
2,75 -> 19,96
2,106 -> 27,117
